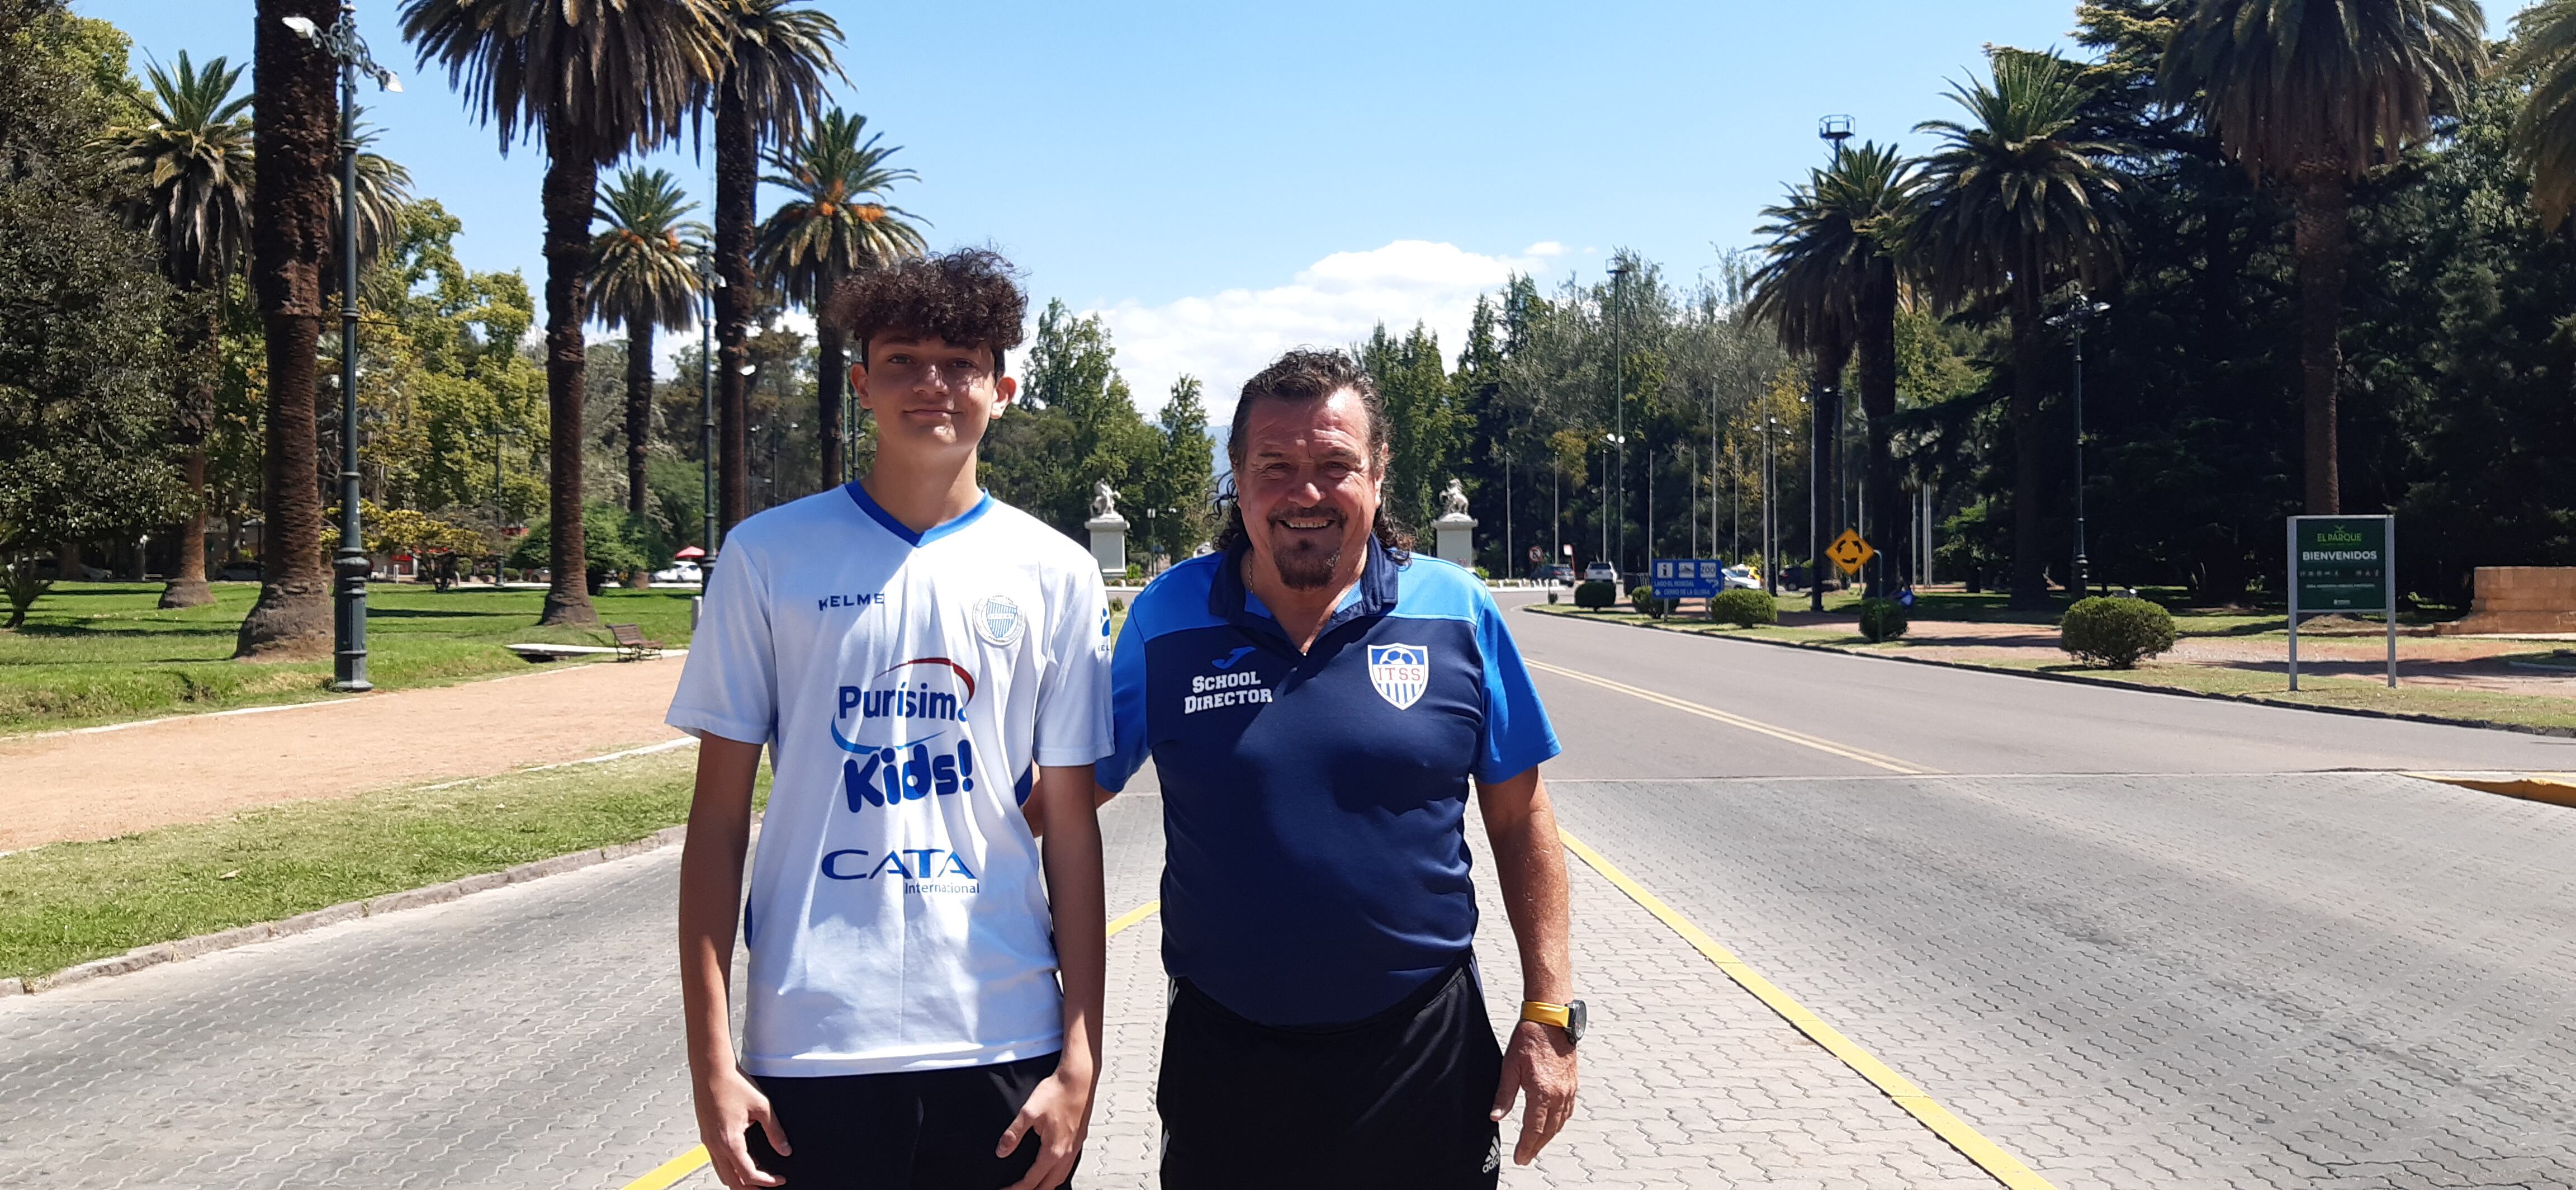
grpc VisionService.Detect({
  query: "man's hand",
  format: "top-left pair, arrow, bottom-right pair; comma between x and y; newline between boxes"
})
694,1065 -> 789,1188
1490,1019 -> 1578,1164
996,1066 -> 1093,1190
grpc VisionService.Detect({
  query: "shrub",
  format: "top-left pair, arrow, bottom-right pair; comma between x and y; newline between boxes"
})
1573,580 -> 1617,609
1628,584 -> 1669,617
2059,596 -> 2177,668
1857,597 -> 1907,643
1707,588 -> 1777,627
1124,562 -> 1144,583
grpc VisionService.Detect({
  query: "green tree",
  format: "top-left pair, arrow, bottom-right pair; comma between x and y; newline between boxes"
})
990,300 -> 1159,540
754,108 -> 925,484
403,0 -> 726,625
704,0 -> 840,532
1912,50 -> 2127,609
1139,376 -> 1216,560
2161,0 -> 2487,513
1360,322 -> 1460,534
590,167 -> 706,518
108,50 -> 252,609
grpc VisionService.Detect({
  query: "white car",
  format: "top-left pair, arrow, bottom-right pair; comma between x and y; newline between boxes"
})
651,560 -> 703,584
1722,565 -> 1762,591
1583,562 -> 1619,583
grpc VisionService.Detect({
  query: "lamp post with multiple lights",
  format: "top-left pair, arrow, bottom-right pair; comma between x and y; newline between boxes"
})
281,2 -> 399,693
1608,259 -> 1633,578
693,248 -> 720,559
2051,290 -> 2112,598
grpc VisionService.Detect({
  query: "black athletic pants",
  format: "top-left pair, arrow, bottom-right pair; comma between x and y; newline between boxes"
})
747,1051 -> 1073,1189
1158,955 -> 1503,1189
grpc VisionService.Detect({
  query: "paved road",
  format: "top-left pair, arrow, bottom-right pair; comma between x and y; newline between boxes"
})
10,597 -> 2576,1188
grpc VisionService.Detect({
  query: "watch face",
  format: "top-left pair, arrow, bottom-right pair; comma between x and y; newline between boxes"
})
1566,999 -> 1588,1043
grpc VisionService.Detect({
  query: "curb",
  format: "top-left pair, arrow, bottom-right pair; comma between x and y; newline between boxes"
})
0,824 -> 692,998
1523,606 -> 2576,740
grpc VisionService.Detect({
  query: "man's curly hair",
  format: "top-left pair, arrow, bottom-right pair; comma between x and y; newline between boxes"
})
825,248 -> 1028,375
1214,348 -> 1413,559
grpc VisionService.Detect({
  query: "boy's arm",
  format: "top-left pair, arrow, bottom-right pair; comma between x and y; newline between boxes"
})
678,734 -> 789,1190
996,763 -> 1105,1190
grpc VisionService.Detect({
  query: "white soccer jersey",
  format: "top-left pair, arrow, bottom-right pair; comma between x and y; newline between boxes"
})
666,483 -> 1114,1076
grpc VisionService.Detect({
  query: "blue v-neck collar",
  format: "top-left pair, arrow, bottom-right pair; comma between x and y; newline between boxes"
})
844,480 -> 992,547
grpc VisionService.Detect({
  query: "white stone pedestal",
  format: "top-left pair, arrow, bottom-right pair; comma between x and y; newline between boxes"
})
1086,513 -> 1130,583
1433,512 -> 1476,570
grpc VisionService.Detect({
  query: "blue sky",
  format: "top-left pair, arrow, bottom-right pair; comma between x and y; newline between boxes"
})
74,1 -> 2526,413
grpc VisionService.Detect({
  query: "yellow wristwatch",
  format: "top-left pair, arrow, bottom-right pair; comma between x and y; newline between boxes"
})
1520,999 -> 1587,1044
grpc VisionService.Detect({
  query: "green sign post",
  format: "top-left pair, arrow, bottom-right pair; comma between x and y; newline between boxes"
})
2286,514 -> 2397,690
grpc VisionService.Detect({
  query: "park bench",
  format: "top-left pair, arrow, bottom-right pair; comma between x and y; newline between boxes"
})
609,622 -> 664,661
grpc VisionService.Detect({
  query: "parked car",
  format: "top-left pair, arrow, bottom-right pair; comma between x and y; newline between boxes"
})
1543,564 -> 1575,585
1583,561 -> 1618,583
651,560 -> 703,584
1722,564 -> 1761,591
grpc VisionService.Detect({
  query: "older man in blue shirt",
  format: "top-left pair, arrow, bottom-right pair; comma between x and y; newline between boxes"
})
1097,349 -> 1578,1189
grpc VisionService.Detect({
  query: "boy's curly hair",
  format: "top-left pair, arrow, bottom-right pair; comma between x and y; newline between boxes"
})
824,248 -> 1028,375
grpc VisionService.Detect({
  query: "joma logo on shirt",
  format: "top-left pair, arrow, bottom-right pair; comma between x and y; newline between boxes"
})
819,847 -> 979,881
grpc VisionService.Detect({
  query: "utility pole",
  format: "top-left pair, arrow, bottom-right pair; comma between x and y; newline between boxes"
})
1609,259 -> 1633,578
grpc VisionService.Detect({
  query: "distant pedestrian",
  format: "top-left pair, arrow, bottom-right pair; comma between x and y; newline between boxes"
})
669,249 -> 1112,1190
1098,348 -> 1580,1188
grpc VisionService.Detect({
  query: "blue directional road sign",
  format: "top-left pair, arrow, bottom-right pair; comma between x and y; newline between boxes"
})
1651,558 -> 1725,599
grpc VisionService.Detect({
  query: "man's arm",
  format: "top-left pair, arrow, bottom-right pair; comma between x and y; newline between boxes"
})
678,735 -> 788,1190
1476,764 -> 1577,1165
997,763 -> 1105,1190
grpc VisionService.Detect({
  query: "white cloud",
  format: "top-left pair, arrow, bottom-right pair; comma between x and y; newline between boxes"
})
1523,240 -> 1566,258
1091,239 -> 1552,422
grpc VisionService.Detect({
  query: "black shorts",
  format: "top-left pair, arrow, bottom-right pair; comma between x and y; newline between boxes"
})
1158,954 -> 1502,1190
747,1051 -> 1074,1189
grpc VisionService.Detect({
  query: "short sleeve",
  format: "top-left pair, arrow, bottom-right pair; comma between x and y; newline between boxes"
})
1474,590 -> 1560,783
1096,609 -> 1150,792
1031,563 -> 1114,768
665,541 -> 779,746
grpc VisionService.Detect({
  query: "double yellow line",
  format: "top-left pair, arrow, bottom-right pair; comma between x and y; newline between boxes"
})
622,900 -> 1166,1190
1524,659 -> 1940,776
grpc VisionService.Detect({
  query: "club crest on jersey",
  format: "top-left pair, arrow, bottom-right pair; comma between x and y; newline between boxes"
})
1367,644 -> 1430,710
974,594 -> 1025,646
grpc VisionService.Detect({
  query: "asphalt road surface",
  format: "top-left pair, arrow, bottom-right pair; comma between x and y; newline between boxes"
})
7,593 -> 2576,1188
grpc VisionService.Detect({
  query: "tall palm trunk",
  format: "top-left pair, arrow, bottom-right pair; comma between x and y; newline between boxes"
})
161,296 -> 221,608
538,120 -> 598,626
626,315 -> 654,518
1808,339 -> 1848,613
715,86 -> 755,532
817,319 -> 845,483
236,0 -> 335,658
2007,243 -> 2050,610
1857,270 -> 1901,595
2293,166 -> 2347,515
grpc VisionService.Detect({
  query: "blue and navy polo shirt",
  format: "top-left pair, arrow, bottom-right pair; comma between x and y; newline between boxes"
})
1098,539 -> 1560,1027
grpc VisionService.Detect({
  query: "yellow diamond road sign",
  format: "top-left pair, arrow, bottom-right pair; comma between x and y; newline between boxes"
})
1827,529 -> 1875,575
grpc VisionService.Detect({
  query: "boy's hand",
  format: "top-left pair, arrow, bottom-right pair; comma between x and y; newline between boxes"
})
695,1066 -> 789,1188
996,1066 -> 1093,1190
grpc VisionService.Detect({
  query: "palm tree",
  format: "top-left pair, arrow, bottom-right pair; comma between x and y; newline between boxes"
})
1912,50 -> 2125,610
1746,140 -> 1916,600
110,51 -> 253,610
2162,0 -> 2485,514
707,0 -> 840,526
754,108 -> 924,483
2511,1 -> 2576,228
591,167 -> 707,518
403,0 -> 724,625
237,0 -> 340,657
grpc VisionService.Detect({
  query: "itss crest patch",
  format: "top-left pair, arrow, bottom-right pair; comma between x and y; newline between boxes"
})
1366,644 -> 1429,710
975,594 -> 1025,646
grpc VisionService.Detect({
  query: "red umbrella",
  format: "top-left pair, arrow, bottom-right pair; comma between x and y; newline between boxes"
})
674,546 -> 707,560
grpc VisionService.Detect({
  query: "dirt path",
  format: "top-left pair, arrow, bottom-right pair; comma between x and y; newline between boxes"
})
0,658 -> 690,852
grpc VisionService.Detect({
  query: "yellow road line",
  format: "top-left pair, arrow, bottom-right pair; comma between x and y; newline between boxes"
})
1557,827 -> 2055,1190
616,898 -> 1164,1190
1524,659 -> 1939,775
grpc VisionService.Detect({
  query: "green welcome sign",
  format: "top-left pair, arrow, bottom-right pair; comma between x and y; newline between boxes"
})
2293,517 -> 2389,611
2286,514 -> 2397,690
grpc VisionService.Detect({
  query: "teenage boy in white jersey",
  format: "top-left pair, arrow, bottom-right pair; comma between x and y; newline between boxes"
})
670,249 -> 1110,1190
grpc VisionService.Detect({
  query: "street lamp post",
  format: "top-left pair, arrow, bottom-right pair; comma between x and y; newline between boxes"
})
1608,261 -> 1633,578
2052,291 -> 2111,599
283,2 -> 399,694
694,249 -> 719,558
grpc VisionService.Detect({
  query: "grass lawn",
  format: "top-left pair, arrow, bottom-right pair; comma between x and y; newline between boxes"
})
0,744 -> 765,983
0,582 -> 702,735
1528,603 -> 2576,733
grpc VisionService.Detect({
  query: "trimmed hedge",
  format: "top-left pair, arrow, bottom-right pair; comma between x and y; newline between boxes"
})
1857,597 -> 1908,643
1628,584 -> 1670,618
2059,596 -> 2177,668
1573,580 -> 1617,609
1707,588 -> 1777,626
